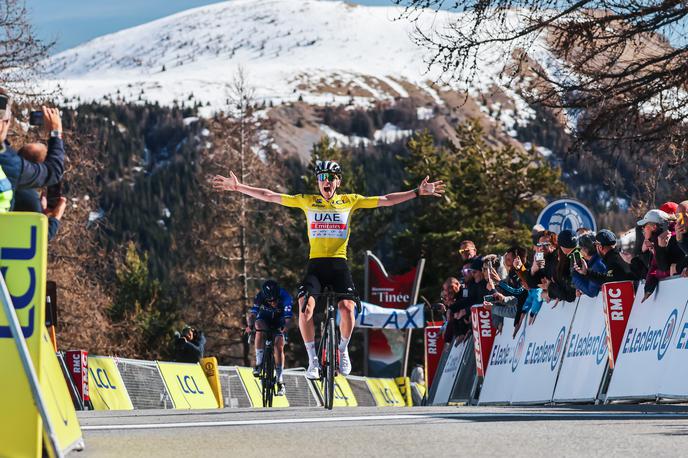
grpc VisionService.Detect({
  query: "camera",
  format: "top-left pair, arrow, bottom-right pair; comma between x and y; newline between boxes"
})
484,294 -> 497,303
46,182 -> 62,209
29,110 -> 43,127
535,252 -> 545,262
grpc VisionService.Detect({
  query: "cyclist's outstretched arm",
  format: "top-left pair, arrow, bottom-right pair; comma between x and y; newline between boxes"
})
212,171 -> 282,204
376,175 -> 445,207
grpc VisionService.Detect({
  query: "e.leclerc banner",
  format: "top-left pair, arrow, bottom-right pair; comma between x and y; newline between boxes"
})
366,252 -> 417,377
479,315 -> 519,404
607,278 -> 687,400
657,279 -> 688,399
553,295 -> 608,402
510,300 -> 576,404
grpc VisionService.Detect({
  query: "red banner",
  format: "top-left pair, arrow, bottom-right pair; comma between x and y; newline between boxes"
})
602,281 -> 636,369
367,253 -> 418,377
471,305 -> 496,377
367,253 -> 417,308
66,350 -> 89,402
424,322 -> 444,388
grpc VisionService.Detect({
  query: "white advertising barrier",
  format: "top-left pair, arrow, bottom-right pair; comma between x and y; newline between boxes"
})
478,316 -> 519,404
553,294 -> 609,402
429,337 -> 468,406
355,302 -> 424,329
655,280 -> 688,400
606,278 -> 688,401
510,300 -> 577,404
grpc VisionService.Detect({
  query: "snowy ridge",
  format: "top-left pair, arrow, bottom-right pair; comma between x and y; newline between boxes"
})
43,0 -> 565,139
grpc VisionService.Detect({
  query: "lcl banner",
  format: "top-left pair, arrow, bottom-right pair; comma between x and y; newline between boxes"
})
471,305 -> 496,378
424,323 -> 444,389
366,252 -> 419,377
602,281 -> 635,369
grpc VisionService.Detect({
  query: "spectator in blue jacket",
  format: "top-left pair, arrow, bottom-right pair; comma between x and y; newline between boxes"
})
572,233 -> 606,297
0,92 -> 65,209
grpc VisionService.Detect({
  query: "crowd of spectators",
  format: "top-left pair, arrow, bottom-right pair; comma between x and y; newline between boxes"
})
439,204 -> 688,341
0,88 -> 67,238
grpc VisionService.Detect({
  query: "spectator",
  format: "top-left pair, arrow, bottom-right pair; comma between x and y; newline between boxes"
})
576,227 -> 593,236
653,205 -> 687,277
440,277 -> 462,342
452,258 -> 488,341
540,229 -> 578,303
574,229 -> 638,284
675,201 -> 688,273
572,233 -> 606,297
483,291 -> 520,333
14,142 -> 67,241
636,210 -> 674,299
457,240 -> 479,283
173,325 -> 206,363
0,94 -> 65,208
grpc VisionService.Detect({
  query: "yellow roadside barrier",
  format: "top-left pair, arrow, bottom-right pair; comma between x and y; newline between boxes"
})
88,356 -> 134,410
157,361 -> 219,409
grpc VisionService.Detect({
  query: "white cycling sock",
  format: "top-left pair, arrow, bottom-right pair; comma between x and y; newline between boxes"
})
339,336 -> 350,354
276,365 -> 283,381
256,349 -> 264,366
305,341 -> 316,362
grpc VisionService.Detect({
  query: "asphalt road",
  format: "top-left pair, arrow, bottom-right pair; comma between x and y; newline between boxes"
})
75,405 -> 688,457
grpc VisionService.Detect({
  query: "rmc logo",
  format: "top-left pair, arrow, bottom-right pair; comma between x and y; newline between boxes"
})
658,309 -> 678,361
511,331 -> 526,373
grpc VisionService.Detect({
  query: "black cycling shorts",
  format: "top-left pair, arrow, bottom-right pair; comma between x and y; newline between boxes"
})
299,257 -> 356,299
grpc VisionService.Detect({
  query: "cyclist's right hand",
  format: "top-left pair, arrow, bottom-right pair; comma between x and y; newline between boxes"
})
212,171 -> 239,192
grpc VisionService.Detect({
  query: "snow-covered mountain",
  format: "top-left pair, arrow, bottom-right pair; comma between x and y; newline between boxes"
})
48,1 -> 557,114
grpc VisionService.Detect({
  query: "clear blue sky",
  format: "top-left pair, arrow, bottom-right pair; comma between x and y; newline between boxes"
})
26,0 -> 393,53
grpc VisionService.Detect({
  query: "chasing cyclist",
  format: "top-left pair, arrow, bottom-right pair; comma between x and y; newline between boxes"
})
214,160 -> 444,378
246,280 -> 293,396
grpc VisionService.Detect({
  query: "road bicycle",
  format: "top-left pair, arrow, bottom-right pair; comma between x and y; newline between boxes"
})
302,288 -> 360,410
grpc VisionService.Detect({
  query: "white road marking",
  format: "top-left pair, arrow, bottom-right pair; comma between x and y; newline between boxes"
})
82,411 -> 688,431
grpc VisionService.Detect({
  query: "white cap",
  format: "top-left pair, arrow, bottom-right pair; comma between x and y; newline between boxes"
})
637,209 -> 670,226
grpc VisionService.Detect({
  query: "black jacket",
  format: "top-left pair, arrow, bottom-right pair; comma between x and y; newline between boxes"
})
655,237 -> 687,273
174,332 -> 206,363
13,189 -> 60,240
586,249 -> 638,284
0,138 -> 65,209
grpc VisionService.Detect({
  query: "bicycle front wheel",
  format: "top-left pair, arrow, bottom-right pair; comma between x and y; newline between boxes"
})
262,347 -> 275,408
324,317 -> 336,410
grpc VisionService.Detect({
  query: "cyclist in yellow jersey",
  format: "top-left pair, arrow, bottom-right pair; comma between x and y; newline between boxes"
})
212,160 -> 444,377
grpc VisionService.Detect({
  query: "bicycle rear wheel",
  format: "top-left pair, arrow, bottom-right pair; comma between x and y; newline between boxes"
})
324,316 -> 336,410
262,344 -> 275,408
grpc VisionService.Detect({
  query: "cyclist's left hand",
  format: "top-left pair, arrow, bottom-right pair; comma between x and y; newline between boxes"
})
418,176 -> 445,197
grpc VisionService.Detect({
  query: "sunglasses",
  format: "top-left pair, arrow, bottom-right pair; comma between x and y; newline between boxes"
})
458,248 -> 474,254
317,172 -> 339,182
536,242 -> 551,247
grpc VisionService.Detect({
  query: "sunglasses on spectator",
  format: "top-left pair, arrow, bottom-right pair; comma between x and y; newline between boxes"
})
317,172 -> 339,182
458,248 -> 473,254
536,242 -> 551,247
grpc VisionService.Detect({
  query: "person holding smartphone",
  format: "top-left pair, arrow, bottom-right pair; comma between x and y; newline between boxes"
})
0,90 -> 65,209
572,233 -> 607,297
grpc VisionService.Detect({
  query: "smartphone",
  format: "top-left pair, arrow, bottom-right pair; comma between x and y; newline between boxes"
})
484,294 -> 496,303
46,182 -> 62,209
535,252 -> 545,262
0,94 -> 8,119
679,212 -> 685,226
571,250 -> 582,267
29,111 -> 44,127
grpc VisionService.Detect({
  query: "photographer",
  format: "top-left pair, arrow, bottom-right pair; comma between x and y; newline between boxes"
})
0,93 -> 65,208
574,229 -> 638,285
14,142 -> 67,241
173,325 -> 206,363
572,233 -> 606,297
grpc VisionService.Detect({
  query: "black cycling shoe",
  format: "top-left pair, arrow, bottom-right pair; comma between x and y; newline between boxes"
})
276,382 -> 285,396
252,365 -> 261,377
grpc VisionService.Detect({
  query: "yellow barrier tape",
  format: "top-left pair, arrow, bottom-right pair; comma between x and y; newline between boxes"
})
236,366 -> 289,408
88,356 -> 134,410
365,378 -> 406,407
0,213 -> 83,457
157,361 -> 219,409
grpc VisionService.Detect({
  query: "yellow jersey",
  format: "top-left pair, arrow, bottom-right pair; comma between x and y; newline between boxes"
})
280,193 -> 379,259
